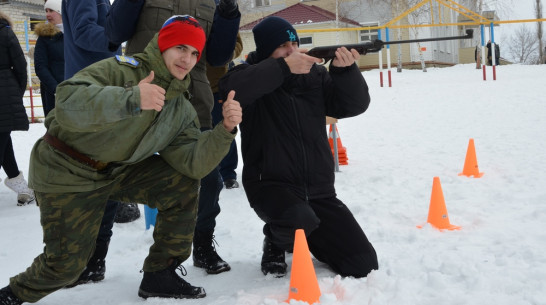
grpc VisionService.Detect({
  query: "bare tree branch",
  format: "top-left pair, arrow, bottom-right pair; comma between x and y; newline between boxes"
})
506,24 -> 538,64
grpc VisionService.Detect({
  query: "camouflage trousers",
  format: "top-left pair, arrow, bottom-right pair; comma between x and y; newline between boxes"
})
9,155 -> 199,303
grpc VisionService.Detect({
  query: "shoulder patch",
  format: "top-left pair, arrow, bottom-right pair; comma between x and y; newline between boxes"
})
115,55 -> 139,67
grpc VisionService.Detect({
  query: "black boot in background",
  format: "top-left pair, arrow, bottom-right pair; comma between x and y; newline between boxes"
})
138,260 -> 206,299
0,286 -> 23,305
261,236 -> 287,277
223,179 -> 239,189
114,202 -> 141,223
66,239 -> 108,288
192,230 -> 231,274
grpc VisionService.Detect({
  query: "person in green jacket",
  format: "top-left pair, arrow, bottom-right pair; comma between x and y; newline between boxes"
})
0,15 -> 242,305
99,0 -> 241,277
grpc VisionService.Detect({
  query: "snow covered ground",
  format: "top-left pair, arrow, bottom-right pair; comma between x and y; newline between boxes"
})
1,63 -> 545,305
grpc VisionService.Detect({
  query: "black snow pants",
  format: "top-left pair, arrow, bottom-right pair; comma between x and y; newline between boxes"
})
247,184 -> 378,278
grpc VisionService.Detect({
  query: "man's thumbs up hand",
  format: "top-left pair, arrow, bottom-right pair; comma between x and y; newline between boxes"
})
138,71 -> 166,112
222,90 -> 242,132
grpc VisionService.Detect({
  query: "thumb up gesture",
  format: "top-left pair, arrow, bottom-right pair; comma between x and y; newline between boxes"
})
138,71 -> 166,112
221,90 -> 242,132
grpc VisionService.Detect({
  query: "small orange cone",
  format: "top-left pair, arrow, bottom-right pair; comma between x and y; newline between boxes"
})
286,229 -> 321,304
417,177 -> 461,231
328,125 -> 348,165
458,138 -> 484,178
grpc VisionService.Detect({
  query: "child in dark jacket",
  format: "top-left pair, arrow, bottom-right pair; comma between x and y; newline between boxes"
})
219,16 -> 378,278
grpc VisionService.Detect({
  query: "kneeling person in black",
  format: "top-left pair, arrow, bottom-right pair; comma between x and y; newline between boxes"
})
219,16 -> 378,278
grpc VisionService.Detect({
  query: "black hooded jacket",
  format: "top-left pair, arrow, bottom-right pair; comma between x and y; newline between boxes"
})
219,52 -> 370,201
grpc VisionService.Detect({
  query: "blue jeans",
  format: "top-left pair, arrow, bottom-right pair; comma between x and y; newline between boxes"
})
97,200 -> 119,242
211,92 -> 238,181
194,164 -> 223,233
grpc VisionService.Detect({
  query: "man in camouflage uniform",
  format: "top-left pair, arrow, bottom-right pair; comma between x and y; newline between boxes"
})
80,0 -> 242,280
0,15 -> 241,304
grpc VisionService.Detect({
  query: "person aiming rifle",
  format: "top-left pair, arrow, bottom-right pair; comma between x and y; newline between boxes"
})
219,16 -> 378,278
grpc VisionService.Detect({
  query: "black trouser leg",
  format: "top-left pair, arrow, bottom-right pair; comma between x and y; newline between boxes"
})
0,132 -> 20,178
249,185 -> 378,278
307,197 -> 378,278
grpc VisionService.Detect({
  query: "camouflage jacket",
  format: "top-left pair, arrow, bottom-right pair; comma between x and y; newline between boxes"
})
29,34 -> 236,193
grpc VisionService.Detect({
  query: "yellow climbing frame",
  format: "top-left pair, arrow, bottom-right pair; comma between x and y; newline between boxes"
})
297,0 -> 546,34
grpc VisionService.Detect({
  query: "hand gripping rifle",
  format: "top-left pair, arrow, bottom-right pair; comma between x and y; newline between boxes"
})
306,29 -> 474,63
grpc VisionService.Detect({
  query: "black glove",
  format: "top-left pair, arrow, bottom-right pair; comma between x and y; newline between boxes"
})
218,0 -> 239,19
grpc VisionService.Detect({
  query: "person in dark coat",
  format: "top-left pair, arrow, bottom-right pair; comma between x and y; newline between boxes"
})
0,11 -> 35,206
210,47 -> 242,190
486,40 -> 500,66
219,16 -> 378,278
34,0 -> 64,116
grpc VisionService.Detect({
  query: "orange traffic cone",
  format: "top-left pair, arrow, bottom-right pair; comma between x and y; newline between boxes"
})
458,138 -> 484,178
328,124 -> 348,165
286,229 -> 321,304
417,177 -> 461,231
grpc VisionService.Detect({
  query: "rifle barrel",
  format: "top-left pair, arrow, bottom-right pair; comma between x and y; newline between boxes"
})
382,29 -> 473,46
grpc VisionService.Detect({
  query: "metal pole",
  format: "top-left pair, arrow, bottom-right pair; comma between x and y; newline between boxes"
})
24,20 -> 36,122
331,124 -> 340,172
378,29 -> 383,87
480,24 -> 486,81
490,22 -> 496,81
386,27 -> 392,87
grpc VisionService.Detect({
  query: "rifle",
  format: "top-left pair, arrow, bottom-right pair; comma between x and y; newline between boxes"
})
306,29 -> 474,63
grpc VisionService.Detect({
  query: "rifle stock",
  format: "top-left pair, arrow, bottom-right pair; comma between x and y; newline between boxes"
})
306,29 -> 474,62
306,41 -> 383,62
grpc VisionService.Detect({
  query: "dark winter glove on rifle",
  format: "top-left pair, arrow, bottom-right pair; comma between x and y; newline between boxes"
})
218,0 -> 239,19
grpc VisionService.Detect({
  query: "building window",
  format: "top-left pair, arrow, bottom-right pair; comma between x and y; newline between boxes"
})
30,18 -> 41,31
299,36 -> 313,47
254,0 -> 271,7
359,22 -> 379,42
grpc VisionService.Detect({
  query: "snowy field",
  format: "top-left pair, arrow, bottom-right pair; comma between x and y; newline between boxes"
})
1,63 -> 545,305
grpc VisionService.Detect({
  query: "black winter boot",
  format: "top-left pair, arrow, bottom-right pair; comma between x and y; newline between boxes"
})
223,179 -> 239,189
65,240 -> 108,288
114,202 -> 141,223
192,230 -> 231,274
0,286 -> 23,305
261,236 -> 287,277
138,261 -> 206,299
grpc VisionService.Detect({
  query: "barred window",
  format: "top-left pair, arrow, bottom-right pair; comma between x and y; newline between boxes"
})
254,0 -> 271,7
299,36 -> 313,46
359,22 -> 379,42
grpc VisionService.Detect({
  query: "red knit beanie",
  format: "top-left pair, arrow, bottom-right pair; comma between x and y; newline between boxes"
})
158,15 -> 206,61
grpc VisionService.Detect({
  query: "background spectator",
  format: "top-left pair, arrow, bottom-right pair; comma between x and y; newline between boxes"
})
0,11 -> 35,206
34,0 -> 64,117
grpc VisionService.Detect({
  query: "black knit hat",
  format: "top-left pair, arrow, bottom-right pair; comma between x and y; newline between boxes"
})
253,16 -> 299,62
